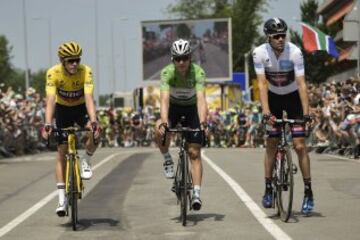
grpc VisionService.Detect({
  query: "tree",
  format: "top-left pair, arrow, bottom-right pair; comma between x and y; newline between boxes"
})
0,35 -> 15,86
31,69 -> 47,97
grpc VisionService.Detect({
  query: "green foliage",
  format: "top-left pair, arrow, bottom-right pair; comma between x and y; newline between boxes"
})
31,69 -> 47,97
0,35 -> 14,85
0,34 -> 47,96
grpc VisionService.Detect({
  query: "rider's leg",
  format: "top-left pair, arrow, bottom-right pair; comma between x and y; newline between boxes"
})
262,137 -> 279,208
293,137 -> 314,213
55,144 -> 67,216
293,137 -> 312,191
188,143 -> 202,210
80,122 -> 100,180
155,119 -> 174,178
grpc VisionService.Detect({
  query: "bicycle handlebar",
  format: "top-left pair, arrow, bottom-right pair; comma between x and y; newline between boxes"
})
47,126 -> 94,148
161,127 -> 203,146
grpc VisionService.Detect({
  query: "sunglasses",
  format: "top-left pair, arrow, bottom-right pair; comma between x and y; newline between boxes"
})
65,58 -> 81,64
173,55 -> 190,62
271,34 -> 286,40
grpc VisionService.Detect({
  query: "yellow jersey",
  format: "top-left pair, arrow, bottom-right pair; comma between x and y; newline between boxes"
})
46,64 -> 94,107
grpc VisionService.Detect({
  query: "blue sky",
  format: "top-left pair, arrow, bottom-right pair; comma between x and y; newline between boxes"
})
0,0 -> 306,96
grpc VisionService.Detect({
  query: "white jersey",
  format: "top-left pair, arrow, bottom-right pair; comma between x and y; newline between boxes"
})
252,42 -> 305,95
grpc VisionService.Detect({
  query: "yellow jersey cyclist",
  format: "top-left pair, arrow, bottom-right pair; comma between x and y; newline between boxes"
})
155,39 -> 208,211
41,41 -> 101,216
253,18 -> 314,214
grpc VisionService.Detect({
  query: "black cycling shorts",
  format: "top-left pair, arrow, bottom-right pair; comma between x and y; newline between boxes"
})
268,91 -> 305,138
168,104 -> 203,144
55,103 -> 89,144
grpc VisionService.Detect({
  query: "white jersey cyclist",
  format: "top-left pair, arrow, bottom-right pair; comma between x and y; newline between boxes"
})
252,41 -> 305,95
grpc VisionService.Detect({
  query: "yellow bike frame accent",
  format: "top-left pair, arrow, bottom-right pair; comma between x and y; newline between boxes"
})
65,132 -> 83,194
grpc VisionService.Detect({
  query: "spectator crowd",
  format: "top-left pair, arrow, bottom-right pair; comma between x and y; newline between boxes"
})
0,77 -> 359,159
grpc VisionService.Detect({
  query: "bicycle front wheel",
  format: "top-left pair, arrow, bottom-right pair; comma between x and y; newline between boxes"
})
180,151 -> 188,226
276,149 -> 294,222
70,157 -> 78,231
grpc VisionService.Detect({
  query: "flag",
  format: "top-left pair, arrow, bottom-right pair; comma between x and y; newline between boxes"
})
301,22 -> 339,58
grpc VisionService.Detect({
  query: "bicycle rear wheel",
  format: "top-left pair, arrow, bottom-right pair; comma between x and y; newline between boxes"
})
180,151 -> 188,226
70,157 -> 78,231
275,149 -> 294,222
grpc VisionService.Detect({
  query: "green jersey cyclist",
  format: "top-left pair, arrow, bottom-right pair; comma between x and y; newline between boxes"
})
154,39 -> 208,211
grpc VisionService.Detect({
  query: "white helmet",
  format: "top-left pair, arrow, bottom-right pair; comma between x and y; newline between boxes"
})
170,39 -> 191,57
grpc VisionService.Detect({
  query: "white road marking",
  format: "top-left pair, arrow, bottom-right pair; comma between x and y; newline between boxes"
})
0,156 -> 54,163
0,152 -> 124,238
324,154 -> 360,164
202,151 -> 292,240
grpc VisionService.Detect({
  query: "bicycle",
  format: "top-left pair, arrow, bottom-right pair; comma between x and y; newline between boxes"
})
162,118 -> 203,226
50,126 -> 93,231
266,118 -> 305,222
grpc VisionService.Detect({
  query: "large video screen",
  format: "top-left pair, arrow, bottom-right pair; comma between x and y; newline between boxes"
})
141,18 -> 232,82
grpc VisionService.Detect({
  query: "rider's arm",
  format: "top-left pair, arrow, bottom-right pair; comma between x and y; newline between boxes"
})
293,48 -> 309,116
45,69 -> 56,125
85,93 -> 97,122
44,95 -> 56,125
296,75 -> 309,116
84,66 -> 97,122
160,91 -> 170,124
252,48 -> 271,115
196,67 -> 207,124
159,66 -> 172,125
197,90 -> 207,124
257,74 -> 270,115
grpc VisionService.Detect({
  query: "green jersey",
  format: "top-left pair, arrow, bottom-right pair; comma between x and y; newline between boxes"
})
160,63 -> 205,106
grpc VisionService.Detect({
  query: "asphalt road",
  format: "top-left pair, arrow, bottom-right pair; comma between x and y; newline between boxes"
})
0,147 -> 359,240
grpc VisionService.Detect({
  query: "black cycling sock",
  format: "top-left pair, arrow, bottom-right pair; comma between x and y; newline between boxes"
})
265,178 -> 272,193
304,178 -> 313,196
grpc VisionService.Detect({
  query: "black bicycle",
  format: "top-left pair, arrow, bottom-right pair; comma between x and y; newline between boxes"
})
162,119 -> 203,226
268,118 -> 305,222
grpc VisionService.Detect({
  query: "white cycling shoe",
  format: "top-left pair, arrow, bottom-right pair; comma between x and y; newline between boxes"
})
56,201 -> 67,217
81,158 -> 93,180
163,160 -> 175,179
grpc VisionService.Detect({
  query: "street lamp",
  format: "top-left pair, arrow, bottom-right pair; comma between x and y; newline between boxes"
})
110,17 -> 128,92
94,0 -> 100,105
32,17 -> 52,66
22,0 -> 30,97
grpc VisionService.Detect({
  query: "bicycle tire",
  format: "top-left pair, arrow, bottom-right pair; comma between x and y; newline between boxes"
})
276,149 -> 294,222
70,156 -> 78,231
180,151 -> 188,226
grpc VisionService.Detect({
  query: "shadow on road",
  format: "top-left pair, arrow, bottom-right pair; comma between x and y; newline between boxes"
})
267,210 -> 325,223
61,218 -> 120,231
172,213 -> 225,226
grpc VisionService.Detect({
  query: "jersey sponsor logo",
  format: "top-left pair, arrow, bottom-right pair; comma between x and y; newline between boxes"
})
266,70 -> 295,87
57,88 -> 84,101
279,60 -> 294,70
72,81 -> 80,87
254,63 -> 263,69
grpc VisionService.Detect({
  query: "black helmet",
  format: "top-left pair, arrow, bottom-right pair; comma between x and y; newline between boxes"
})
263,17 -> 288,35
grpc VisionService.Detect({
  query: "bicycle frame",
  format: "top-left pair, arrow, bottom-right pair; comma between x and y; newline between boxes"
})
51,126 -> 92,231
65,133 -> 82,197
270,118 -> 305,222
163,125 -> 202,226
